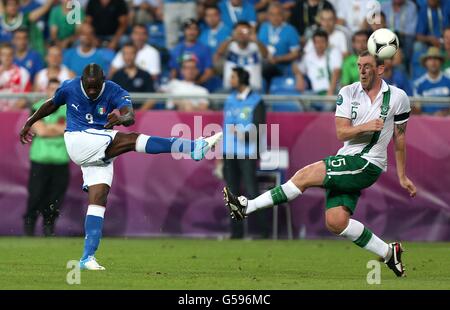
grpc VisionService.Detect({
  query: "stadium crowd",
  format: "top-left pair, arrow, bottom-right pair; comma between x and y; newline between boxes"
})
0,0 -> 449,115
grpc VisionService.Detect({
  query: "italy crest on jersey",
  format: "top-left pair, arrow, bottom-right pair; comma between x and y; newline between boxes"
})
98,106 -> 106,115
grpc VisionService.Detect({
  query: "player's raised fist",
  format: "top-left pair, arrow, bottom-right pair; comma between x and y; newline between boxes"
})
365,119 -> 384,132
19,123 -> 34,144
104,113 -> 121,129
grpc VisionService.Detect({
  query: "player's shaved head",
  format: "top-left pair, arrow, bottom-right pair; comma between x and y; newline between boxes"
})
81,63 -> 105,100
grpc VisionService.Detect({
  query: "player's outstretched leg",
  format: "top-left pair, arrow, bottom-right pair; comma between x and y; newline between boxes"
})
327,207 -> 405,277
105,132 -> 222,161
79,184 -> 109,271
224,161 -> 326,220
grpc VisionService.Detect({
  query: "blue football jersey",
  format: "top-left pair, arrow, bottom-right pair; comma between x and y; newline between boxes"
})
52,77 -> 133,132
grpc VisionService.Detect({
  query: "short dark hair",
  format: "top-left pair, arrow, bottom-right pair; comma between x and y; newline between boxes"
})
48,78 -> 60,85
0,42 -> 14,51
313,29 -> 328,41
133,23 -> 148,34
122,42 -> 137,51
319,6 -> 336,17
13,28 -> 28,37
353,30 -> 370,41
359,50 -> 384,66
204,5 -> 220,13
182,18 -> 199,30
233,21 -> 251,30
232,67 -> 250,86
82,63 -> 105,82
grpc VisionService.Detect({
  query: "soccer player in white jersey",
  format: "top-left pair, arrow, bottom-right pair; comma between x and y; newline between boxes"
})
224,50 -> 417,277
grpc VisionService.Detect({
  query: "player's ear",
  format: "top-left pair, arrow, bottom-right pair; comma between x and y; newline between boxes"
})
377,64 -> 385,76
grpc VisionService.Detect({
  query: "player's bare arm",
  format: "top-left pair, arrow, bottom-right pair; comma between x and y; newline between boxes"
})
104,105 -> 135,129
335,117 -> 384,142
19,98 -> 59,144
394,121 -> 417,197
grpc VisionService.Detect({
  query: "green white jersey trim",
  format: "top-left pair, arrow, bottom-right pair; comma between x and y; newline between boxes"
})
335,80 -> 411,171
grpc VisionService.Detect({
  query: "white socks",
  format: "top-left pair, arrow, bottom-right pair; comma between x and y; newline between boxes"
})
135,134 -> 150,153
246,180 -> 302,215
340,219 -> 390,259
86,205 -> 106,218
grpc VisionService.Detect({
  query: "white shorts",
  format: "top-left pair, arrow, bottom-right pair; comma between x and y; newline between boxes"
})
64,129 -> 118,189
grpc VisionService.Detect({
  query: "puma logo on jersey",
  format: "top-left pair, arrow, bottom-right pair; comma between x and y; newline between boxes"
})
71,104 -> 80,111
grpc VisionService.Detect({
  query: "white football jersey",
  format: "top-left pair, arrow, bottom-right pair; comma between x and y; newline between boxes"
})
335,80 -> 411,171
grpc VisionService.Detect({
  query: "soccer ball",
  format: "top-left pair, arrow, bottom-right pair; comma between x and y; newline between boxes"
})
367,28 -> 399,59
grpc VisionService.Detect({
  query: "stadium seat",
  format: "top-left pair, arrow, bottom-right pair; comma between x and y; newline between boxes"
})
269,76 -> 303,112
147,22 -> 166,49
258,148 -> 292,240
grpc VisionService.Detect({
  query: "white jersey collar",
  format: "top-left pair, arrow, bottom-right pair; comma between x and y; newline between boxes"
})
357,79 -> 390,93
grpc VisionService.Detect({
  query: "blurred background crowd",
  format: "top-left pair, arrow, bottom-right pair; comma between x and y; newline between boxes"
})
0,0 -> 449,115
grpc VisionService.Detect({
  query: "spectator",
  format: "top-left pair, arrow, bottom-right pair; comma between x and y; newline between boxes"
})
34,45 -> 75,92
199,5 -> 232,54
222,67 -> 268,239
218,0 -> 257,29
49,0 -> 86,49
85,0 -> 129,51
0,43 -> 30,111
62,23 -> 111,76
215,21 -> 268,90
253,0 -> 296,23
416,0 -> 450,50
258,3 -> 300,88
12,28 -> 44,81
304,7 -> 350,57
163,0 -> 197,49
0,0 -> 54,57
335,0 -> 379,33
20,0 -> 40,13
414,47 -> 450,115
111,43 -> 155,109
367,10 -> 388,32
169,18 -> 214,87
110,24 -> 161,82
341,30 -> 369,86
381,0 -> 418,65
289,0 -> 334,38
383,58 -> 413,96
294,29 -> 342,96
131,0 -> 162,24
443,27 -> 450,76
366,11 -> 406,70
162,58 -> 209,111
23,78 -> 69,236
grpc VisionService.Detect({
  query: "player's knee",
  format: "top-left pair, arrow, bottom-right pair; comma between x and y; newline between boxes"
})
89,187 -> 109,206
325,211 -> 349,235
123,132 -> 140,146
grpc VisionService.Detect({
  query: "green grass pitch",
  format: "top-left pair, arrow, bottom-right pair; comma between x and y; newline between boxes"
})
1,237 -> 449,290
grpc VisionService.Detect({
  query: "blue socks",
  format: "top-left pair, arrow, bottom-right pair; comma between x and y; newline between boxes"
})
135,134 -> 195,154
81,205 -> 105,261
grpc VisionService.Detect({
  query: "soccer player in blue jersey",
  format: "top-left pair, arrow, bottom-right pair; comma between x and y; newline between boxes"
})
20,63 -> 222,270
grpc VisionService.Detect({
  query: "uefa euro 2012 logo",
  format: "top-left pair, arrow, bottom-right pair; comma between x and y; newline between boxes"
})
66,1 -> 83,25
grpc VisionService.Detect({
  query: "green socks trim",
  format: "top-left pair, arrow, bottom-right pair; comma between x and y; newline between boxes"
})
270,186 -> 288,205
353,227 -> 373,247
